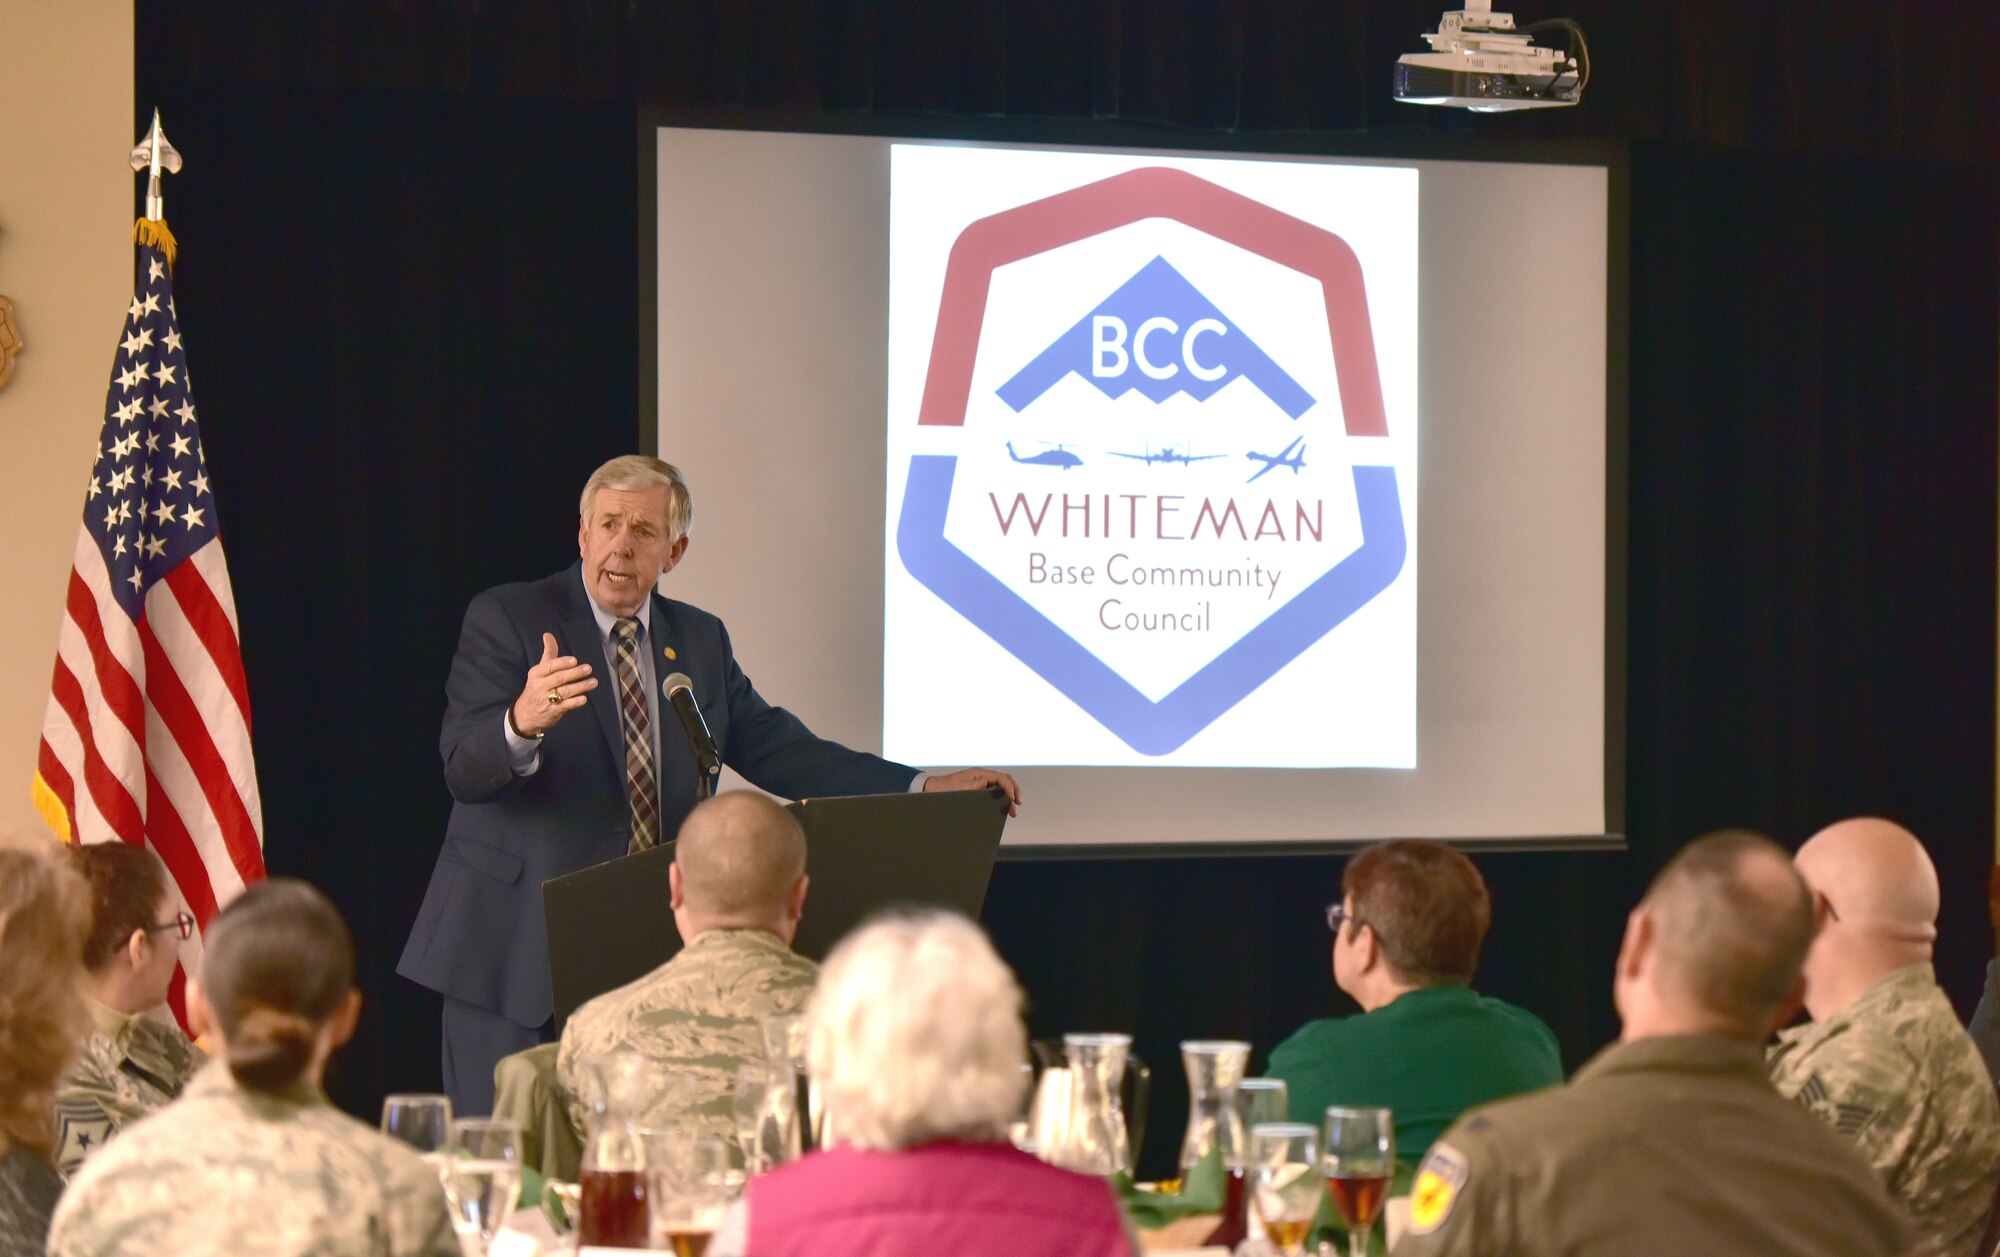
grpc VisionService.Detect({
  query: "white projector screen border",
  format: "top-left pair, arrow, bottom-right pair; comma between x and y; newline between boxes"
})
637,112 -> 1628,858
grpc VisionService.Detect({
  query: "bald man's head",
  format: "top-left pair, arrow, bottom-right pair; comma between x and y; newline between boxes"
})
1792,817 -> 1938,1019
673,792 -> 807,919
1795,817 -> 1939,945
1641,829 -> 1816,1031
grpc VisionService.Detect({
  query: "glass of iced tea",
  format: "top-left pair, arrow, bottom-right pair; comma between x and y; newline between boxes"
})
647,1135 -> 732,1257
1248,1122 -> 1321,1257
1322,1106 -> 1394,1257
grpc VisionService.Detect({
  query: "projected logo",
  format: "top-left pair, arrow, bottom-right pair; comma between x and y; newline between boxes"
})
892,162 -> 1412,760
995,256 -> 1317,419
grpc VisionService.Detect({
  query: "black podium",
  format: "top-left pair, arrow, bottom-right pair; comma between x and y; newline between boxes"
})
542,787 -> 1009,1028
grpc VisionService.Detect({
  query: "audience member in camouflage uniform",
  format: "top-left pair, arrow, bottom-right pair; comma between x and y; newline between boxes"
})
49,880 -> 456,1257
1395,831 -> 1912,1257
54,842 -> 203,1175
558,791 -> 817,1145
55,999 -> 201,1175
1770,817 -> 2000,1257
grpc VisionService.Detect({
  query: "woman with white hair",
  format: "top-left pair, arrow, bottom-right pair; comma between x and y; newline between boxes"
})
709,909 -> 1134,1257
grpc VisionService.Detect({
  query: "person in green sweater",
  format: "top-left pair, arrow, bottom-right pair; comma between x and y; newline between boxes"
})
1267,840 -> 1563,1161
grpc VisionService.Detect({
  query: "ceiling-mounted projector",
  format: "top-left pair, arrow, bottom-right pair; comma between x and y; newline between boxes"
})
1394,1 -> 1589,112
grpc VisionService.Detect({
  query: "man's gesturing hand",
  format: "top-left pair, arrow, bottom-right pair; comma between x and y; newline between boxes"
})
510,632 -> 598,738
922,768 -> 1023,817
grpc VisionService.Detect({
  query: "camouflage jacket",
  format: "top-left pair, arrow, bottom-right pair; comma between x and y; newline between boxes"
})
0,1145 -> 62,1257
557,928 -> 817,1144
1770,964 -> 2000,1257
53,998 -> 202,1176
46,1061 -> 458,1257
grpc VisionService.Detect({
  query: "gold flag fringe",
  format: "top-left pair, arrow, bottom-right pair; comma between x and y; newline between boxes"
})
30,771 -> 74,844
133,216 -> 177,270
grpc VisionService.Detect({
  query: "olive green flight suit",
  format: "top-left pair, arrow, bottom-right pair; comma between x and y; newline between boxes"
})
1393,1035 -> 1915,1257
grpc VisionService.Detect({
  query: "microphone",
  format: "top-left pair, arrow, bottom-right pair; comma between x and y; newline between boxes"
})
661,672 -> 723,800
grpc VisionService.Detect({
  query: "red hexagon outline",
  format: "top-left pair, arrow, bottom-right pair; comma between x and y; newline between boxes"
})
915,164 -> 1389,436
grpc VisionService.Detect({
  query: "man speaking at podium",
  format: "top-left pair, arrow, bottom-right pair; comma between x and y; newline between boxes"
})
398,455 -> 1021,1115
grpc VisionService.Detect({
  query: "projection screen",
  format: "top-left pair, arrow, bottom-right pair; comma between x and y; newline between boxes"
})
652,125 -> 1620,852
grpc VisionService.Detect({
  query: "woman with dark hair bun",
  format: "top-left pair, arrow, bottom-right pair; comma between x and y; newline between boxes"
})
0,847 -> 90,1257
48,879 -> 457,1257
53,841 -> 202,1175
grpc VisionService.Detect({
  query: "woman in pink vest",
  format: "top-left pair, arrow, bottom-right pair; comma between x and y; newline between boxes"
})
708,909 -> 1135,1257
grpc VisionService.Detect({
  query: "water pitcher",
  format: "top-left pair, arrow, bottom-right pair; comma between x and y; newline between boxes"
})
1177,1039 -> 1251,1181
576,1052 -> 665,1248
1034,1032 -> 1147,1176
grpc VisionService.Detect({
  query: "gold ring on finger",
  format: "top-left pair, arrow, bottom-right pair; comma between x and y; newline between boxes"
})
547,687 -> 563,706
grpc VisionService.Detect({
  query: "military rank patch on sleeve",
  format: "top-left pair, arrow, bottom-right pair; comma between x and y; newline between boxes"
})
54,1100 -> 114,1176
1409,1141 -> 1469,1235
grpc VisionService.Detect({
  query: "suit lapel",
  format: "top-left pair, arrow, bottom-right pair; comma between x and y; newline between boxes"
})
554,562 -> 625,773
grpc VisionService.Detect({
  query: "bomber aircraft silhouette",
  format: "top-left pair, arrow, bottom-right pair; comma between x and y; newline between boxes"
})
1244,436 -> 1307,483
1109,444 -> 1225,467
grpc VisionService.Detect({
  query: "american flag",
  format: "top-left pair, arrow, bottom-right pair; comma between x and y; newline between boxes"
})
33,228 -> 265,1019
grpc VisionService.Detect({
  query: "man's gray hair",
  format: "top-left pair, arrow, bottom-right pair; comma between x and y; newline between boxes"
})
579,455 -> 693,542
805,910 -> 1028,1151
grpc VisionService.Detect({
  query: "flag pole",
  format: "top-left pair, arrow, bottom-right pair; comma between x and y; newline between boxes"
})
127,108 -> 182,265
36,107 -> 265,1026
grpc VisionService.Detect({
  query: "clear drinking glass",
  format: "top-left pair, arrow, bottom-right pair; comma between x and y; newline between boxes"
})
759,1012 -> 817,1151
1236,1078 -> 1289,1129
759,1012 -> 806,1068
1006,1061 -> 1036,1154
647,1135 -> 732,1256
1248,1122 -> 1322,1257
1322,1106 -> 1394,1257
441,1117 -> 522,1256
1210,1078 -> 1288,1250
733,1062 -> 797,1176
380,1093 -> 454,1176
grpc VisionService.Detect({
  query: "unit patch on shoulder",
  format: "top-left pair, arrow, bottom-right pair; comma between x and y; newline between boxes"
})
1408,1141 -> 1469,1235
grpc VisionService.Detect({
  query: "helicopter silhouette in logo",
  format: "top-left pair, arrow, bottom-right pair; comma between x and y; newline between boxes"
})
1005,441 -> 1083,470
1244,436 -> 1307,483
1109,443 -> 1225,467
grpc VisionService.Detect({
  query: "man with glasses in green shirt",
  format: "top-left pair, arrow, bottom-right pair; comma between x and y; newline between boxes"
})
1266,840 -> 1562,1160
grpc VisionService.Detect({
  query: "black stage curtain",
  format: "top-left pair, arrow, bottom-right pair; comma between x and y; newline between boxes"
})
137,4 -> 1997,1176
139,1 -> 1997,162
127,80 -> 640,1117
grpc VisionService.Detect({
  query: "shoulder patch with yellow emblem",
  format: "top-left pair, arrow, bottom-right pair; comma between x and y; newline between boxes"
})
1409,1141 -> 1469,1235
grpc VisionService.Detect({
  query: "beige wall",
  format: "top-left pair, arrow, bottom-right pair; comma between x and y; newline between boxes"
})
0,0 -> 134,847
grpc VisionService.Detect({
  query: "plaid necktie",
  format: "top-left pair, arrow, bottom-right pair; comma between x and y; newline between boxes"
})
610,617 -> 659,853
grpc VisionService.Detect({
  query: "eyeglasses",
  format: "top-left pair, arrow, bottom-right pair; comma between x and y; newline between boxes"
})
1325,902 -> 1371,936
145,911 -> 195,942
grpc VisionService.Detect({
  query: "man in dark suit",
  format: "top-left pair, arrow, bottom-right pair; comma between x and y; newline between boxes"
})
398,455 -> 1020,1114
